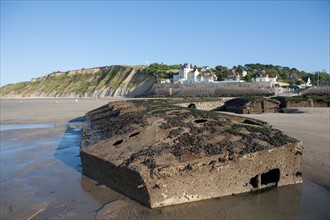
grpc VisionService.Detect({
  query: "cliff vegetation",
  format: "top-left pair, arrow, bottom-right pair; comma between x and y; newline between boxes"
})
0,65 -> 156,98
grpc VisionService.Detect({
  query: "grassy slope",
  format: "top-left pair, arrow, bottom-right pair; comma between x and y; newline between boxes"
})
0,66 -> 154,97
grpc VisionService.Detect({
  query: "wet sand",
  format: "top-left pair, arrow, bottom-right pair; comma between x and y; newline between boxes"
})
0,98 -> 329,219
0,98 -> 119,124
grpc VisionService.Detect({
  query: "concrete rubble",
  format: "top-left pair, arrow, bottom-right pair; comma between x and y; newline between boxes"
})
80,99 -> 303,208
223,97 -> 281,114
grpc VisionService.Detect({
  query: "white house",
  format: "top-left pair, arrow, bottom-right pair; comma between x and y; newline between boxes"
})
288,73 -> 311,87
289,73 -> 302,83
198,68 -> 218,83
173,64 -> 217,83
173,63 -> 199,83
253,70 -> 277,84
224,70 -> 241,82
301,76 -> 312,87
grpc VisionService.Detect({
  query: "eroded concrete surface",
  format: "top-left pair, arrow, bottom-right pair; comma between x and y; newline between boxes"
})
80,99 -> 303,208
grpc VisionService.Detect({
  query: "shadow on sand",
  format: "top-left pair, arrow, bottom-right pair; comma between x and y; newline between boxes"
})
54,116 -> 85,173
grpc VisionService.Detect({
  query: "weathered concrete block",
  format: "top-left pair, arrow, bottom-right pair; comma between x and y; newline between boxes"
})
224,97 -> 281,114
80,99 -> 302,208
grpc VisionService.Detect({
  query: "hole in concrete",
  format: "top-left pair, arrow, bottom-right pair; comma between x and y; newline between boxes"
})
218,158 -> 226,163
250,168 -> 280,189
250,175 -> 258,188
113,140 -> 123,146
295,171 -> 302,177
261,168 -> 280,186
129,132 -> 140,138
188,103 -> 196,109
194,119 -> 208,123
243,119 -> 261,125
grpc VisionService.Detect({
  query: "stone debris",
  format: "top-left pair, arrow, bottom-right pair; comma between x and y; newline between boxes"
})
80,99 -> 303,208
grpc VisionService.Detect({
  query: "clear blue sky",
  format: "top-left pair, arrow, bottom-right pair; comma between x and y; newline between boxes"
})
1,0 -> 329,86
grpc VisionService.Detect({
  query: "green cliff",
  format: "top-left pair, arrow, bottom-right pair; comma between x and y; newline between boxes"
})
0,65 -> 157,98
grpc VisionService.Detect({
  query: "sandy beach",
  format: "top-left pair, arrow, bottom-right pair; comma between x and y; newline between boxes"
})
0,98 -> 121,124
244,108 -> 330,188
0,98 -> 329,219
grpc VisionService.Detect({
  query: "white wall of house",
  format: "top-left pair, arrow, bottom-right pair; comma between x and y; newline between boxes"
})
305,78 -> 312,86
174,65 -> 191,83
254,76 -> 277,83
203,77 -> 214,83
173,64 -> 216,83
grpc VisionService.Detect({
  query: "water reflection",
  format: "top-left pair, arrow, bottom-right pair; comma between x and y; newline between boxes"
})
0,120 -> 84,132
81,173 -> 306,219
0,123 -> 55,131
55,119 -> 84,173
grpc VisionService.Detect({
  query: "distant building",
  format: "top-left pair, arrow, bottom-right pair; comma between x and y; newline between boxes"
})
289,73 -> 312,87
173,63 -> 198,83
197,68 -> 218,83
225,70 -> 242,82
242,70 -> 247,77
160,79 -> 171,84
173,64 -> 217,83
301,76 -> 312,87
289,73 -> 302,83
253,70 -> 277,85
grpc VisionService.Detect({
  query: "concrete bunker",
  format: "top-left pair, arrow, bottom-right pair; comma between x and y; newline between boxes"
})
223,97 -> 280,114
80,99 -> 303,208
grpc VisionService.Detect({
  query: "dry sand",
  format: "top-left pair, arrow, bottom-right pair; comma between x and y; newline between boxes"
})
0,98 -> 329,219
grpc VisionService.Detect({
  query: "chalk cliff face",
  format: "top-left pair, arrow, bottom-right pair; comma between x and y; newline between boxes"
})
0,65 -> 156,98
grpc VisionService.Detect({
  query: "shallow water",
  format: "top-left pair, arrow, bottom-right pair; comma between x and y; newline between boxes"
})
0,123 -> 55,131
0,122 -> 83,131
0,123 -> 329,219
